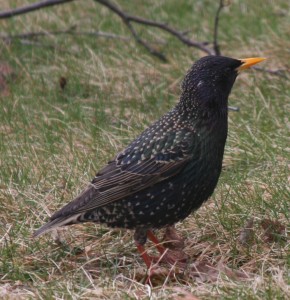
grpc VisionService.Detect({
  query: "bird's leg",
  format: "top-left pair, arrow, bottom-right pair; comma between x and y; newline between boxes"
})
135,241 -> 153,269
134,227 -> 156,268
135,228 -> 186,285
135,241 -> 170,286
135,227 -> 186,270
147,227 -> 188,267
147,230 -> 165,255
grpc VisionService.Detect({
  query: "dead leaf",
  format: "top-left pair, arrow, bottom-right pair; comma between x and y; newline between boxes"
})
261,219 -> 286,243
135,265 -> 174,286
189,259 -> 249,282
59,76 -> 67,90
163,225 -> 185,250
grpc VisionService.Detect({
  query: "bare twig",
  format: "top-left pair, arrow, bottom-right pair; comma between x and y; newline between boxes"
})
253,66 -> 289,79
93,0 -> 214,60
0,0 -> 213,59
0,0 -> 74,19
213,0 -> 228,56
0,0 -> 288,79
0,29 -> 129,42
15,39 -> 57,49
126,21 -> 168,61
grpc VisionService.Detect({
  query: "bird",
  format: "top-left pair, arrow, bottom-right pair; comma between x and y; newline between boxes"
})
34,55 -> 265,268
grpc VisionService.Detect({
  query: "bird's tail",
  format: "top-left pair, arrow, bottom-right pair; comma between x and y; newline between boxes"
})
33,214 -> 81,237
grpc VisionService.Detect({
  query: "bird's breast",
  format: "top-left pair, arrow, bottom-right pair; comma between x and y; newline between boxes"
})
181,120 -> 227,210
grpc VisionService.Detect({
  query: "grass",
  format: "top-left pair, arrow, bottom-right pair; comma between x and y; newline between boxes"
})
0,0 -> 289,299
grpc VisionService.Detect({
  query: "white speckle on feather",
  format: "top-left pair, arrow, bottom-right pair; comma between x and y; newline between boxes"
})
197,80 -> 204,88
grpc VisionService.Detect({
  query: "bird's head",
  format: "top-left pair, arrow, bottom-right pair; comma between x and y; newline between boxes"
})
180,55 -> 265,114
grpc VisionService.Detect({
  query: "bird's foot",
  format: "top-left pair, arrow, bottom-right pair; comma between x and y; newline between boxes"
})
151,248 -> 188,268
144,252 -> 188,285
148,227 -> 188,267
135,242 -> 155,269
135,228 -> 188,285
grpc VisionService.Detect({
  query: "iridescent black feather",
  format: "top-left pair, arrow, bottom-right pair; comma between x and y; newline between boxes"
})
34,56 -> 242,244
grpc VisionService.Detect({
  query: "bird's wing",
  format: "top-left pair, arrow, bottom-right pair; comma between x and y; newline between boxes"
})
50,128 -> 197,220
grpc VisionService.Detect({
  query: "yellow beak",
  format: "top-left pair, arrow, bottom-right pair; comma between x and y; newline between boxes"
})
237,57 -> 266,72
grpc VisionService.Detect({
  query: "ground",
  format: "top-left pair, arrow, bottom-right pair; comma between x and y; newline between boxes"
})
0,0 -> 289,299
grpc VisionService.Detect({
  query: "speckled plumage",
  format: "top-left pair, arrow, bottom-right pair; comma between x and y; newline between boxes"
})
34,56 -> 258,247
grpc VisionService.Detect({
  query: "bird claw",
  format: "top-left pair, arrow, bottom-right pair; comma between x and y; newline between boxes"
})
151,249 -> 188,268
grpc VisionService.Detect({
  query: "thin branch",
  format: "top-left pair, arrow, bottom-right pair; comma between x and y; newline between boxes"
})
0,0 -> 74,19
253,66 -> 289,79
0,0 -> 288,80
15,39 -> 57,49
0,29 -> 129,42
94,0 -> 214,59
124,20 -> 168,62
109,8 -> 212,52
213,0 -> 228,56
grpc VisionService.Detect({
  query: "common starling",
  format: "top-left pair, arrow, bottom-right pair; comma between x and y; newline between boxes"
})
34,56 -> 265,267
